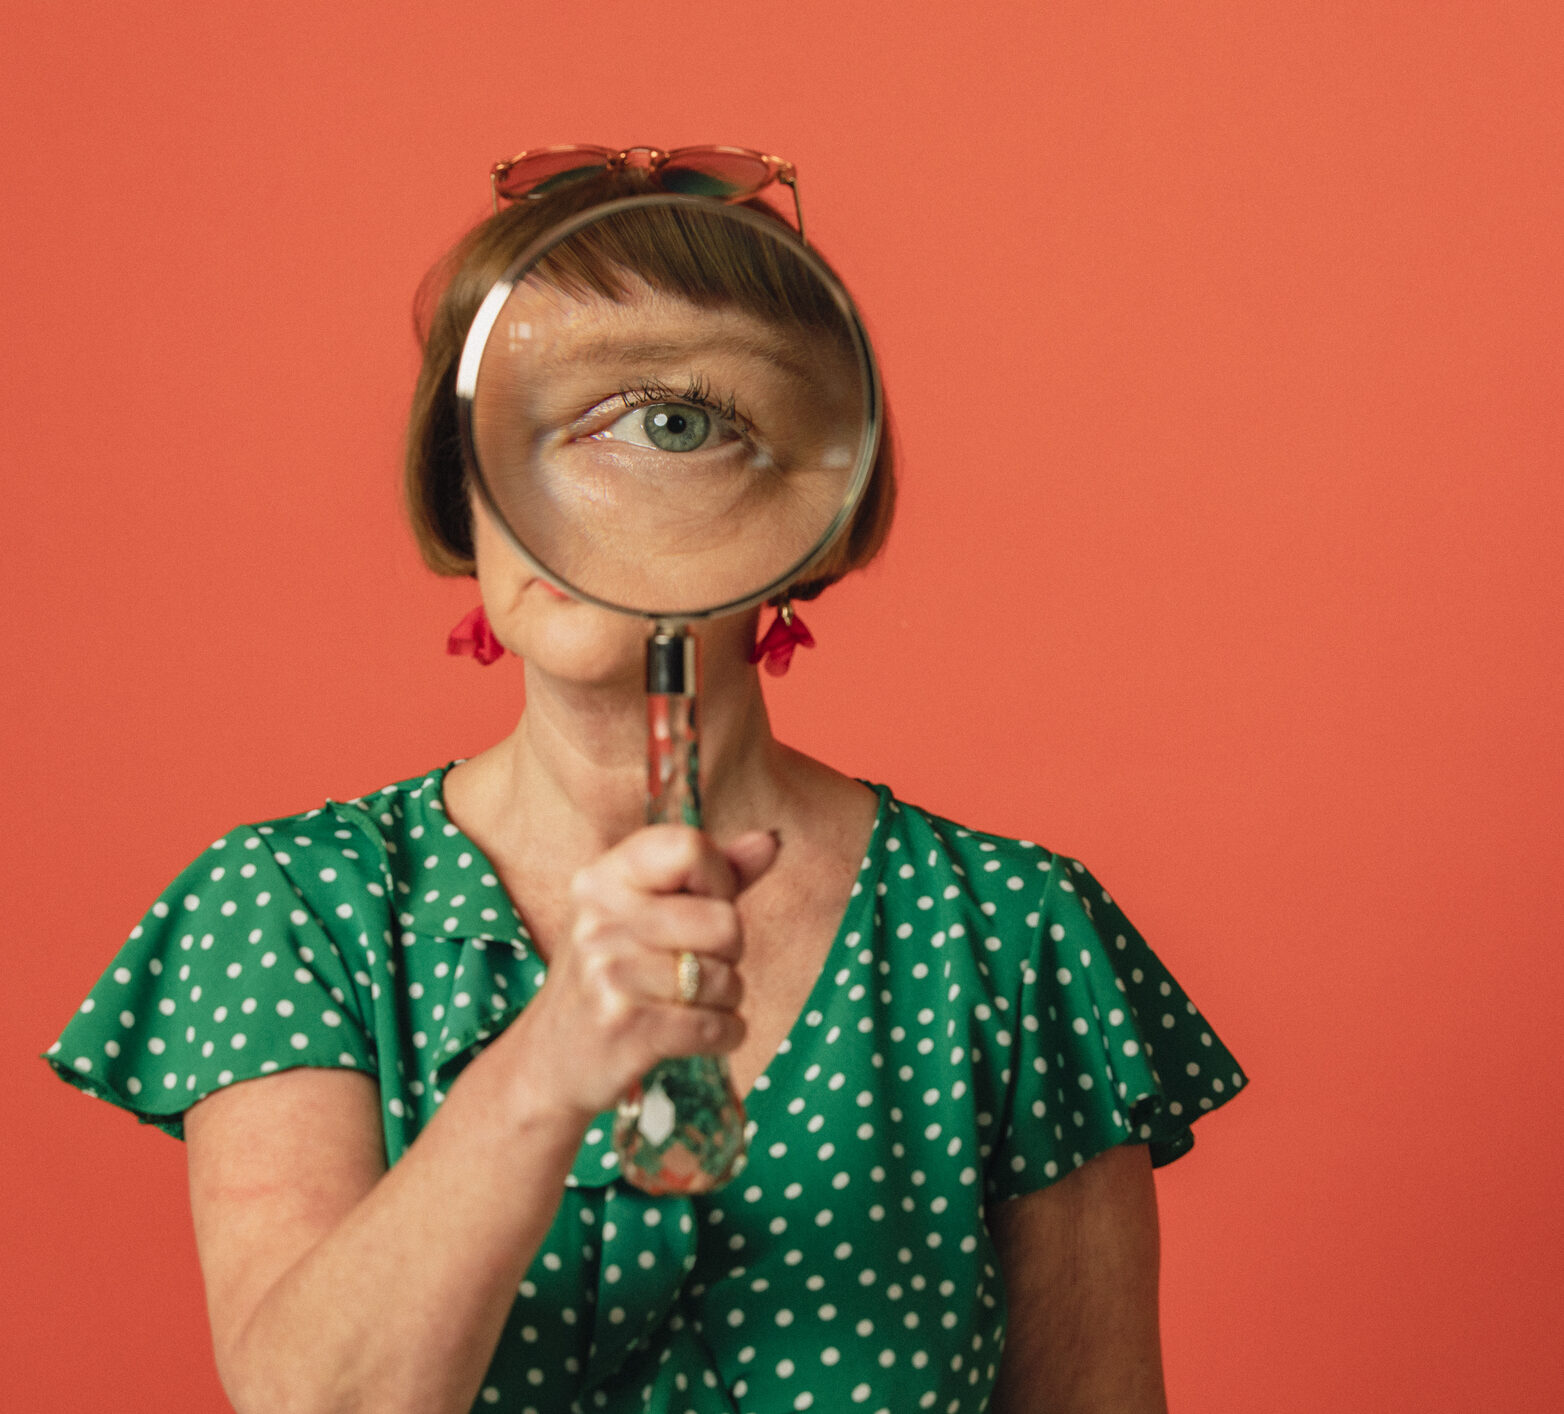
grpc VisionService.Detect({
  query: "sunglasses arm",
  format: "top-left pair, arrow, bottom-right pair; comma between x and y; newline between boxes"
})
781,174 -> 805,244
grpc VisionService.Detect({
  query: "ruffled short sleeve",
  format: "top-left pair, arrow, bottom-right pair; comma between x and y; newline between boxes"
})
985,856 -> 1247,1204
44,826 -> 378,1138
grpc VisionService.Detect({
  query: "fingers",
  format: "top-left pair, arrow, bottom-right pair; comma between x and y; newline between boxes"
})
636,1001 -> 747,1060
581,945 -> 746,1060
523,824 -> 775,1117
570,825 -> 782,962
581,931 -> 744,1009
598,825 -> 741,900
724,829 -> 782,892
578,881 -> 744,961
588,823 -> 780,899
664,950 -> 743,1010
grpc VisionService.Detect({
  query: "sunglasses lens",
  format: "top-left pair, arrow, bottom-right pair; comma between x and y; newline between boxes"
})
495,149 -> 613,200
658,151 -> 776,198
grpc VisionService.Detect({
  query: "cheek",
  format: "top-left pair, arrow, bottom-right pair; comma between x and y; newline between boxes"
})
471,504 -> 532,617
469,497 -> 757,673
474,538 -> 643,669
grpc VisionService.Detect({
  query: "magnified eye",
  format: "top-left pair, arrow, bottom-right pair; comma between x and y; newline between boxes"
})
594,397 -> 746,455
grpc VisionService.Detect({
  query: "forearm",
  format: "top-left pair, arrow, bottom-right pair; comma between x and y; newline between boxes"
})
218,1015 -> 589,1414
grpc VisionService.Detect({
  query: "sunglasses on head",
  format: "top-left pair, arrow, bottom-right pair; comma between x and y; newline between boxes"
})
489,144 -> 805,240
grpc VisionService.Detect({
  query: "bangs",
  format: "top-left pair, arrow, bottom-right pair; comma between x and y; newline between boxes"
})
530,200 -> 851,345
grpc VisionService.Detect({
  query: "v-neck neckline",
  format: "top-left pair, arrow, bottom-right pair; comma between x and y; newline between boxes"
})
730,782 -> 889,1109
427,762 -> 891,1109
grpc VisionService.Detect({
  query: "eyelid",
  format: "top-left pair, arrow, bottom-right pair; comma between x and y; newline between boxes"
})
615,377 -> 753,433
574,383 -> 757,449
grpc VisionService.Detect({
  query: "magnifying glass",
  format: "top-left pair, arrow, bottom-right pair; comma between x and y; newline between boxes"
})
456,194 -> 882,1194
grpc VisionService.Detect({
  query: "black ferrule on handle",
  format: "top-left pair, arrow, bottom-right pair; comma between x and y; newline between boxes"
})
646,629 -> 697,696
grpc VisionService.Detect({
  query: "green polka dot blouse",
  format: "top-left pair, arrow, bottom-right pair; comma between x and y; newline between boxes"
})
47,764 -> 1246,1413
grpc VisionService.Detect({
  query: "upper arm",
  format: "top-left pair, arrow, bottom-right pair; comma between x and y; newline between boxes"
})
185,1067 -> 387,1379
986,1142 -> 1167,1414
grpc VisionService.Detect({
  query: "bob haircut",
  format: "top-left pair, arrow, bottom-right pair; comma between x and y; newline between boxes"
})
405,166 -> 896,604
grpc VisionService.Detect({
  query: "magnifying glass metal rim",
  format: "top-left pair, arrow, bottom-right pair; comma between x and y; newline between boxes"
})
454,193 -> 883,624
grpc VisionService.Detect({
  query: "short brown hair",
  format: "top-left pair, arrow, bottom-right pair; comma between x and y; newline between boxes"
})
404,168 -> 895,603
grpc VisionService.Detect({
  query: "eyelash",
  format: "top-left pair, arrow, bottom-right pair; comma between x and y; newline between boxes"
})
616,375 -> 749,432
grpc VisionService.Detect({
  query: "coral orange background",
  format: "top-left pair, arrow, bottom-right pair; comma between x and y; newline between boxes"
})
3,2 -> 1560,1410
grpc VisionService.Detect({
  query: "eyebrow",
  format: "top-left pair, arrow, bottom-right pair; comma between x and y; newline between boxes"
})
546,329 -> 827,394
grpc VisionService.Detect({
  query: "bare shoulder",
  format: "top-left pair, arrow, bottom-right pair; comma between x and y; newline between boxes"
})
769,745 -> 880,852
988,1143 -> 1168,1414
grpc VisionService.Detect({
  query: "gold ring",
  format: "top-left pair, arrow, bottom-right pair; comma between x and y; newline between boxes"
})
675,950 -> 701,1006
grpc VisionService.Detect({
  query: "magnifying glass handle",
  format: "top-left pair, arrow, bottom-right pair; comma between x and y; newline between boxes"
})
611,627 -> 749,1194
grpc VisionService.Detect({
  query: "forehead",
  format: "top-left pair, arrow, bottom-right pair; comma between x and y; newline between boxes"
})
489,271 -> 852,408
504,273 -> 822,367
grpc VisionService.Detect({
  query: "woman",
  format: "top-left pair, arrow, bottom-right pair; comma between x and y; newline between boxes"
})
46,146 -> 1246,1414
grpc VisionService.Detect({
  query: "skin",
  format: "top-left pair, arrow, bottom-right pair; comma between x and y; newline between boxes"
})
183,493 -> 1167,1413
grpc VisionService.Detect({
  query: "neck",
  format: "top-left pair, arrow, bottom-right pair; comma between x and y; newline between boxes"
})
479,634 -> 787,861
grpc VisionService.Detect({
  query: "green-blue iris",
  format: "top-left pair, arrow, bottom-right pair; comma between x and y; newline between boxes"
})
643,404 -> 711,452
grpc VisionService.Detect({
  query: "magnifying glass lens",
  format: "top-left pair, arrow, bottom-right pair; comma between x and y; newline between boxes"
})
465,199 -> 876,617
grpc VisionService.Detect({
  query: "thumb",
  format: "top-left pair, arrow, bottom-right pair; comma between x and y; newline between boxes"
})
723,829 -> 782,893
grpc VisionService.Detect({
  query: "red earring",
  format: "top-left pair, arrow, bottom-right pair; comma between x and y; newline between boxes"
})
748,600 -> 815,677
447,605 -> 505,665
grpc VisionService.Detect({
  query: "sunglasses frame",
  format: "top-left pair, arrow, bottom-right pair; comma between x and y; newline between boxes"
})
490,144 -> 805,241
